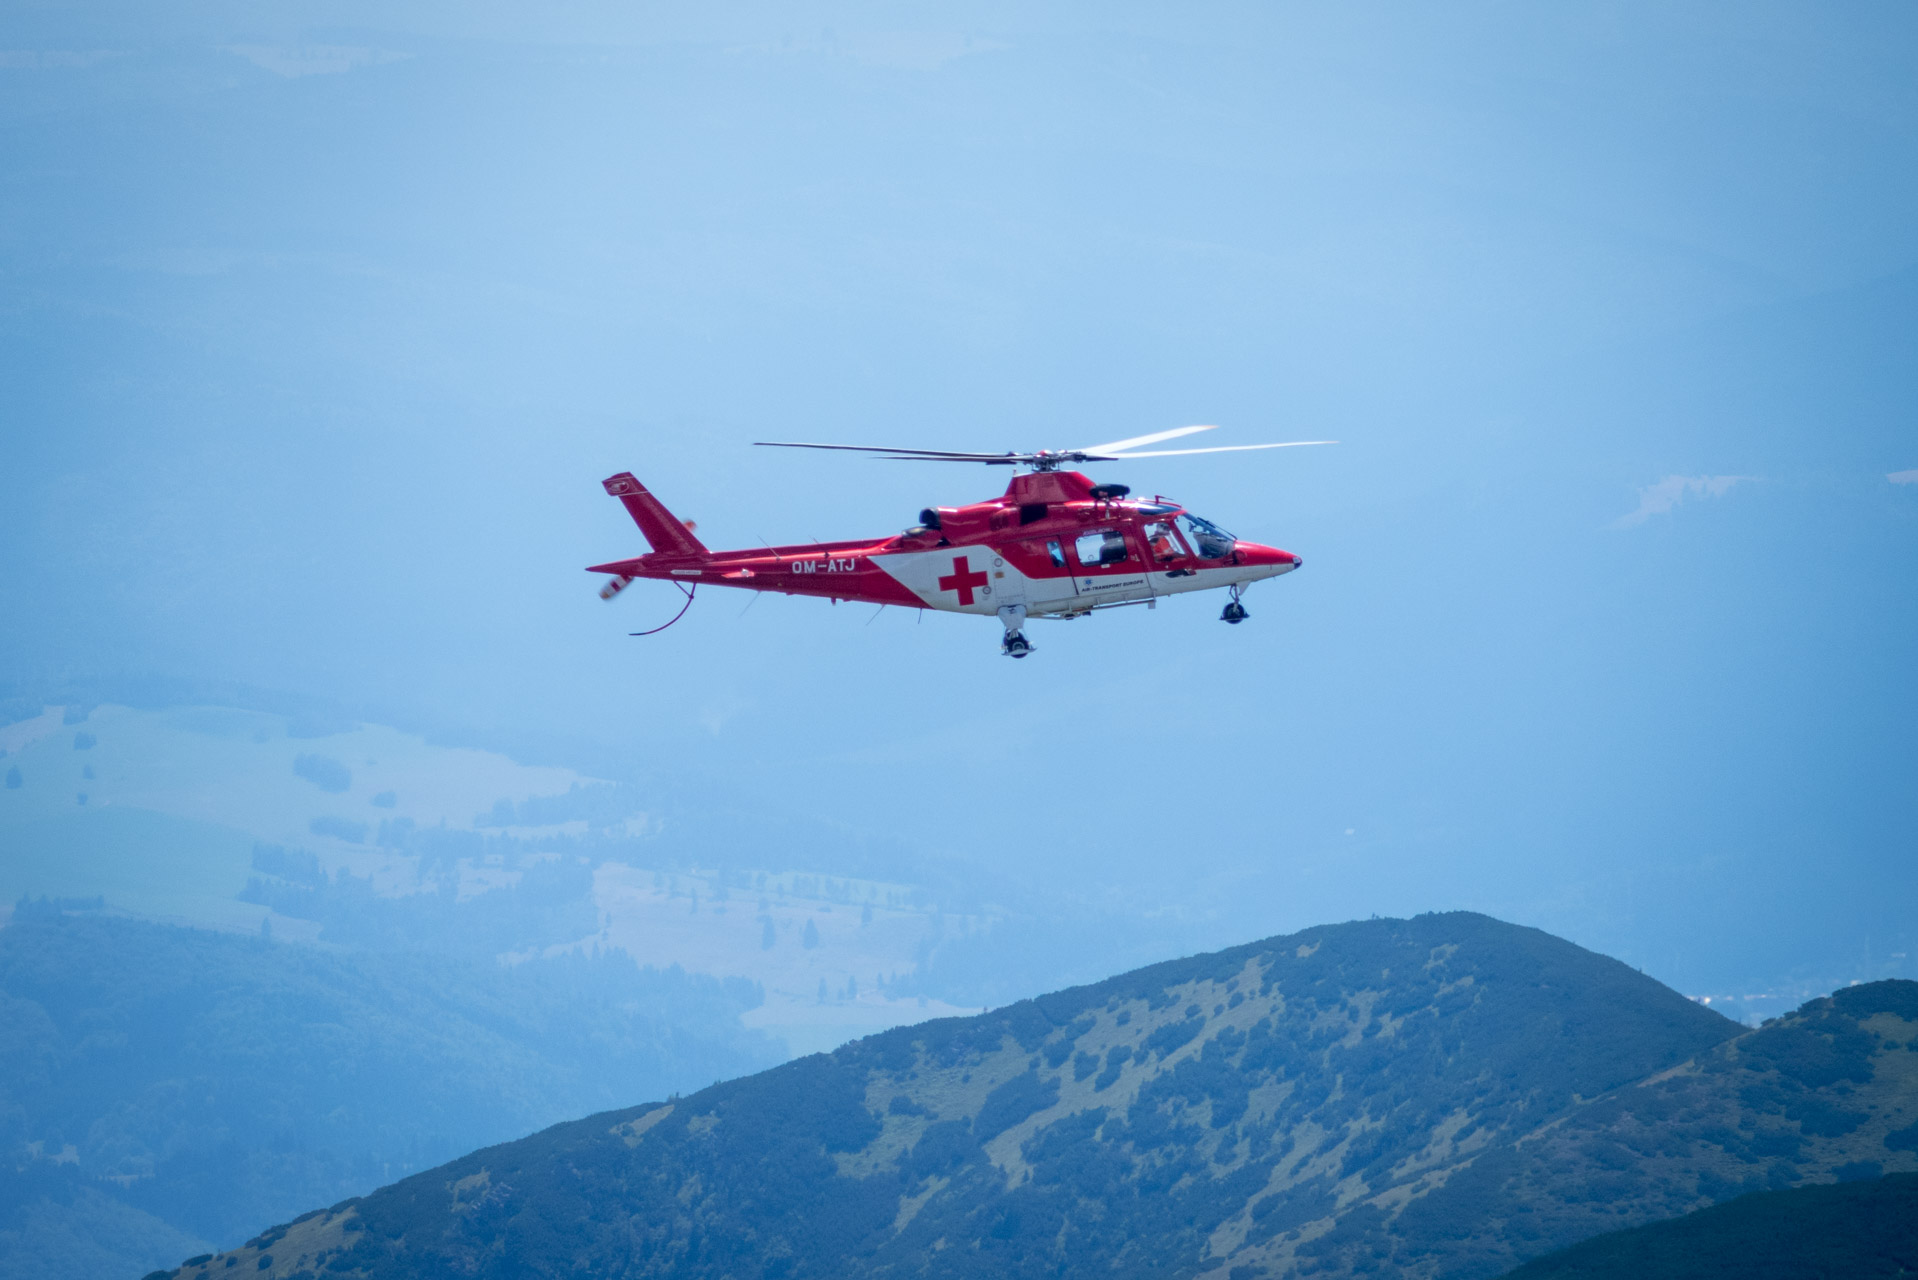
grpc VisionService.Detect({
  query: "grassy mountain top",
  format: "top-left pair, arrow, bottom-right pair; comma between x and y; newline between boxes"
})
155,911 -> 1777,1280
1499,1172 -> 1918,1280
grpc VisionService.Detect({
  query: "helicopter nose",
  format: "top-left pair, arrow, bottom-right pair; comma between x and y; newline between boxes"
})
1239,543 -> 1301,572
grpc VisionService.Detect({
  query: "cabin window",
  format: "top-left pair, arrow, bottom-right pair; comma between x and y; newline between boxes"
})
1044,539 -> 1067,568
1074,529 -> 1129,567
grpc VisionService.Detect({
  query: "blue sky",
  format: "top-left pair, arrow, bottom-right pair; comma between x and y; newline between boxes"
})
2,2 -> 1914,1001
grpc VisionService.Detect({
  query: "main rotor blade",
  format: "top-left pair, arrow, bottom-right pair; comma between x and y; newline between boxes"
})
1102,440 -> 1339,459
755,441 -> 1021,461
879,456 -> 1025,464
1074,424 -> 1216,455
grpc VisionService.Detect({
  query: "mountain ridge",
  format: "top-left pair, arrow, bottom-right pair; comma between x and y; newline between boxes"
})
148,913 -> 1918,1280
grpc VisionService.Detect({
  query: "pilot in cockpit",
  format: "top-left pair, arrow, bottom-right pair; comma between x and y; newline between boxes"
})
1146,522 -> 1179,562
1179,513 -> 1236,560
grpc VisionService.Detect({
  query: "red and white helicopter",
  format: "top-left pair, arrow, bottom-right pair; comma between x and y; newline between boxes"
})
589,427 -> 1332,658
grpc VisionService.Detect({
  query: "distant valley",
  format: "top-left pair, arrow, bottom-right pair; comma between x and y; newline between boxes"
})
0,701 -> 981,1055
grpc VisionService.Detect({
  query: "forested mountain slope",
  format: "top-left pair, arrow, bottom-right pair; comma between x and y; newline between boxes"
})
1498,1172 -> 1918,1280
1356,978 -> 1918,1278
151,910 -> 1874,1280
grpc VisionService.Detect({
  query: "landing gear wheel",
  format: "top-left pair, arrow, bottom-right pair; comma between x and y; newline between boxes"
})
997,603 -> 1033,658
1221,588 -> 1249,624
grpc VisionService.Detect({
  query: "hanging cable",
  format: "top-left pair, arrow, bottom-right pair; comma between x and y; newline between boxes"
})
629,583 -> 697,636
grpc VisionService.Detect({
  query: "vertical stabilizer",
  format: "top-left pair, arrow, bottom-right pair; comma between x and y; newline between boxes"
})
602,473 -> 708,557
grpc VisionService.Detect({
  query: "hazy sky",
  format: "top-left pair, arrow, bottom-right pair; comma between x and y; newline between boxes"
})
3,2 -> 1915,998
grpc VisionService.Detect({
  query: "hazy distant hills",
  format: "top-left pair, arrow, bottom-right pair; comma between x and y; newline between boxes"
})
0,915 -> 778,1280
1499,1172 -> 1918,1280
150,912 -> 1918,1280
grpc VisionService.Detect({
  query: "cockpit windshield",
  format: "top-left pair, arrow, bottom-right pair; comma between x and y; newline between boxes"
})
1178,513 -> 1237,559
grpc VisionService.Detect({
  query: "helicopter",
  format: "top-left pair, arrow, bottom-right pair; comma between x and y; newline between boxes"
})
587,427 -> 1332,658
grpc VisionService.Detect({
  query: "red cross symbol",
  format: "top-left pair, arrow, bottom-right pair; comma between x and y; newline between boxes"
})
937,554 -> 990,605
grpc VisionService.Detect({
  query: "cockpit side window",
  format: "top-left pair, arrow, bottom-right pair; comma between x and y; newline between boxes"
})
1142,521 -> 1185,563
1074,529 -> 1130,567
1044,539 -> 1067,568
1178,514 -> 1236,559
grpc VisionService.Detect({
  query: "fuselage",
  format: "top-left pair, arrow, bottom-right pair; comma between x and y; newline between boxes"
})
589,469 -> 1301,619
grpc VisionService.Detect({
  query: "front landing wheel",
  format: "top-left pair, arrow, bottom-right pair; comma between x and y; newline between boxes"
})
1002,631 -> 1033,658
1221,600 -> 1249,624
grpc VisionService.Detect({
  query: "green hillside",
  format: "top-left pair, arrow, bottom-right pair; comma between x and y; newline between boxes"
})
0,914 -> 779,1280
152,910 -> 1889,1280
1498,1172 -> 1918,1280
